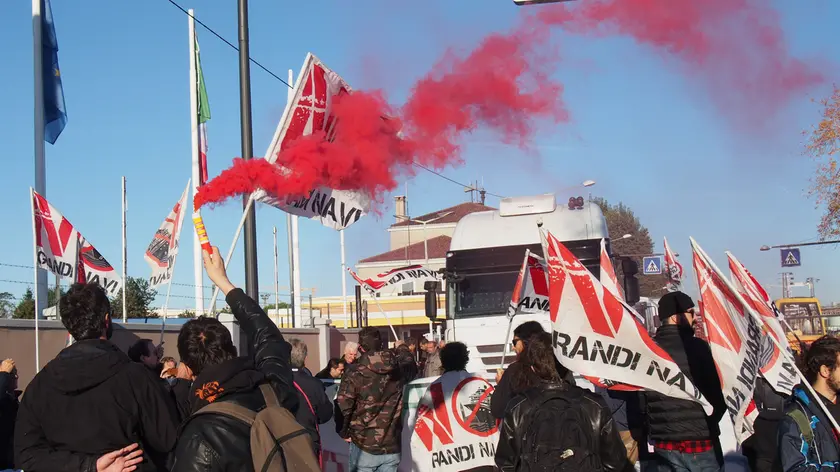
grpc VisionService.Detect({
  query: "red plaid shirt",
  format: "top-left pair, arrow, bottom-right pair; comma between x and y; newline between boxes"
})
654,439 -> 714,454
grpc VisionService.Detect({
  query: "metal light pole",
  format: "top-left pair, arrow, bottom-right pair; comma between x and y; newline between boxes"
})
237,0 -> 259,300
760,240 -> 840,251
401,211 -> 454,263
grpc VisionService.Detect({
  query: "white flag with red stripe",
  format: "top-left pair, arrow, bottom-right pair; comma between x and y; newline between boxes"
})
144,181 -> 191,288
599,238 -> 624,301
664,237 -> 683,292
32,190 -> 122,296
727,252 -> 797,394
347,265 -> 441,294
507,250 -> 549,318
691,238 -> 762,442
546,230 -> 711,409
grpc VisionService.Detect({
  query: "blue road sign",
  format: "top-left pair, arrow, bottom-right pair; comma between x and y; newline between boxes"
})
643,256 -> 662,275
781,248 -> 801,267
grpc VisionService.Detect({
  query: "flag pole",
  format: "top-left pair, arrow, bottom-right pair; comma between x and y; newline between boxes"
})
288,68 -> 303,324
188,9 -> 205,317
273,226 -> 280,326
692,238 -> 840,436
340,229 -> 348,328
30,187 -> 41,372
121,176 -> 128,322
32,0 -> 48,322
287,69 -> 297,327
369,295 -> 399,341
159,271 -> 176,344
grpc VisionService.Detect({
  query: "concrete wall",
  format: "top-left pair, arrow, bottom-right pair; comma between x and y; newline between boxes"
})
0,320 -> 349,390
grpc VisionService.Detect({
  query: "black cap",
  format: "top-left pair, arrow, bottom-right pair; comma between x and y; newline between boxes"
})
658,291 -> 695,320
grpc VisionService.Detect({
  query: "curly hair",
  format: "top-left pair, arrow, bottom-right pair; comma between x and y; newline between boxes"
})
59,283 -> 112,341
440,342 -> 469,372
804,335 -> 840,384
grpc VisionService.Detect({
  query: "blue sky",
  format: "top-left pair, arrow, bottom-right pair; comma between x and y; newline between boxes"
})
1,1 -> 838,309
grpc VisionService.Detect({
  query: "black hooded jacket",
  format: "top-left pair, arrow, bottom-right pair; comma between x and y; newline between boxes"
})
0,372 -> 20,470
169,288 -> 298,472
14,339 -> 179,472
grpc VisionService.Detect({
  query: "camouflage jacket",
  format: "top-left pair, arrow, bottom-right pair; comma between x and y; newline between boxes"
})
336,345 -> 417,454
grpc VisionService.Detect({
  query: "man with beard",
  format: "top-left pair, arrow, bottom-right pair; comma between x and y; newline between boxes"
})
779,335 -> 840,472
14,283 -> 178,471
642,292 -> 727,471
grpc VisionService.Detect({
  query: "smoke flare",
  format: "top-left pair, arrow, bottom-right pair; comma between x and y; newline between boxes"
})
195,0 -> 821,210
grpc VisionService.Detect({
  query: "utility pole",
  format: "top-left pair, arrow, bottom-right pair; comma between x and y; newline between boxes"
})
237,0 -> 259,301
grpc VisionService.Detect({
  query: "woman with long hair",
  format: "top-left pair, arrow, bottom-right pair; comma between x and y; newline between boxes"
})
495,333 -> 632,472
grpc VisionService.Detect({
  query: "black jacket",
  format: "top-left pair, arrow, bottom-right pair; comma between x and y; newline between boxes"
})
0,372 -> 19,470
491,358 -> 576,419
742,377 -> 787,472
495,382 -> 632,472
644,324 -> 727,441
14,339 -> 179,472
170,288 -> 298,472
292,368 -> 333,454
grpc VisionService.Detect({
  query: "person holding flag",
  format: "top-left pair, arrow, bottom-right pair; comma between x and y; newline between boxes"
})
644,292 -> 727,471
778,335 -> 840,472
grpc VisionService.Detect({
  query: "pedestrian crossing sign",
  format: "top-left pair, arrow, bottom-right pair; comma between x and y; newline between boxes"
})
643,256 -> 662,275
781,248 -> 801,267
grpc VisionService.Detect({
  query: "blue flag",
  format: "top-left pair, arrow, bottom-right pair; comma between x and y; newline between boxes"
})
41,0 -> 66,144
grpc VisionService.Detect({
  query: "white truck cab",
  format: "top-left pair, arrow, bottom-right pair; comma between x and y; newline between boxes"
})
443,193 -> 611,376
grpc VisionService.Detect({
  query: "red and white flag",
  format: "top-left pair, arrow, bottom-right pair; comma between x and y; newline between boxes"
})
600,238 -> 624,301
546,230 -> 711,409
254,53 -> 371,230
348,265 -> 441,294
728,252 -> 797,394
507,250 -> 549,318
691,238 -> 762,441
664,237 -> 683,292
32,190 -> 122,296
144,181 -> 190,289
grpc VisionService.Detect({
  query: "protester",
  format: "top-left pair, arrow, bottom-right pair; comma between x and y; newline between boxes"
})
170,247 -> 307,471
406,338 -> 418,357
14,283 -> 178,471
491,321 -> 575,419
343,342 -> 359,364
315,358 -> 346,379
289,338 -> 334,459
422,333 -> 442,378
127,338 -> 164,374
495,333 -> 632,471
440,342 -> 469,373
779,335 -> 840,472
336,327 -> 417,472
0,358 -> 19,470
643,292 -> 727,471
741,376 -> 786,472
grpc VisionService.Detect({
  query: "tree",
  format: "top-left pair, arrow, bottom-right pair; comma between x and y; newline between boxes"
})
805,85 -> 840,238
177,309 -> 195,318
0,292 -> 16,319
111,277 -> 158,319
593,198 -> 668,298
14,288 -> 35,319
264,302 -> 290,311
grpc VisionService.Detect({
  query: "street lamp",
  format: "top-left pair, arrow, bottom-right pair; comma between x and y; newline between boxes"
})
759,239 -> 840,251
583,180 -> 596,187
620,234 -> 632,240
514,0 -> 575,5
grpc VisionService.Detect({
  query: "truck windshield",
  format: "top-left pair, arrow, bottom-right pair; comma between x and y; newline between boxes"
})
448,270 -> 518,318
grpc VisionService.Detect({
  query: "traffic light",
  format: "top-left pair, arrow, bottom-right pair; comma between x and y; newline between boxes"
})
424,281 -> 441,320
621,259 -> 640,305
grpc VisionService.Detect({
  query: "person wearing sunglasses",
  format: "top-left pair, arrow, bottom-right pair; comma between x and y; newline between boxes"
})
491,321 -> 575,420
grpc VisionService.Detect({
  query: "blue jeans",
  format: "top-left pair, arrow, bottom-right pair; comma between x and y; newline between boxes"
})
653,447 -> 722,472
348,442 -> 400,472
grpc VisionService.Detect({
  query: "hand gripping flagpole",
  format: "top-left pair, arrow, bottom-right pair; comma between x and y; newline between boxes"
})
691,237 -> 840,437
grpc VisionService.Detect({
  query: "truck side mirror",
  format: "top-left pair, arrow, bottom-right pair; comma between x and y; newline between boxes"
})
424,281 -> 441,320
624,275 -> 640,305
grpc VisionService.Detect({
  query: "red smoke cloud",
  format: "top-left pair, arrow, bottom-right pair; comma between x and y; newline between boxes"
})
195,0 -> 820,210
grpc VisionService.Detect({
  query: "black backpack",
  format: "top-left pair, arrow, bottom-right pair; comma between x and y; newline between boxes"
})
518,390 -> 602,472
